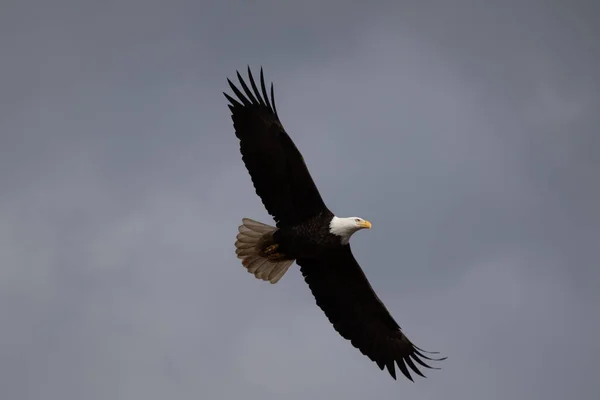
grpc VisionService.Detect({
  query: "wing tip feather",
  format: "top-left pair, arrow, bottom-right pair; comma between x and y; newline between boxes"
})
224,66 -> 279,119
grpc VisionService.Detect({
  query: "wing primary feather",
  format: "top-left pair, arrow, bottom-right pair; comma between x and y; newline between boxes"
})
414,344 -> 444,355
223,92 -> 243,108
236,70 -> 259,105
259,68 -> 274,114
404,356 -> 426,378
270,82 -> 279,118
410,353 -> 435,370
247,66 -> 266,106
395,358 -> 413,382
386,359 -> 397,380
227,78 -> 251,106
413,347 -> 447,361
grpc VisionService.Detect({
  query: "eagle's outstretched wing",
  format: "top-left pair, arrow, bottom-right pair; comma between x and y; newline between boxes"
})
298,247 -> 446,381
224,67 -> 329,227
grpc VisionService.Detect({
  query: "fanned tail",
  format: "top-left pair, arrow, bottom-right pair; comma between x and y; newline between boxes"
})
234,218 -> 294,284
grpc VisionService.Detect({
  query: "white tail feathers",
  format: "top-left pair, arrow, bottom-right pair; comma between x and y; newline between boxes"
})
234,218 -> 294,284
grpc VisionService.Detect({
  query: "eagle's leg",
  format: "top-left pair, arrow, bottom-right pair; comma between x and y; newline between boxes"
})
261,243 -> 288,261
263,244 -> 278,254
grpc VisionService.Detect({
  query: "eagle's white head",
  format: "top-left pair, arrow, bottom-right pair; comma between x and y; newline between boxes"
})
329,216 -> 372,245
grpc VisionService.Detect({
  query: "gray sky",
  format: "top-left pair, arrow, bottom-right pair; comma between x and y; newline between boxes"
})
2,1 -> 599,399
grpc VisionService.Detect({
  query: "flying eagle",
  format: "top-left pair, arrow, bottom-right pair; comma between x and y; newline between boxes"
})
224,67 -> 446,381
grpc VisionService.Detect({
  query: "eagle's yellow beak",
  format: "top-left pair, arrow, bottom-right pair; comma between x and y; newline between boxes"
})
359,220 -> 372,229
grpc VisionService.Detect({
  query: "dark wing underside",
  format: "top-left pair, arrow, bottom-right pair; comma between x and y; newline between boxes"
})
224,67 -> 328,227
298,247 -> 446,381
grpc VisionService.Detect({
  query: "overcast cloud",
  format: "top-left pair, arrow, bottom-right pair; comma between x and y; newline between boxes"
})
1,1 -> 599,399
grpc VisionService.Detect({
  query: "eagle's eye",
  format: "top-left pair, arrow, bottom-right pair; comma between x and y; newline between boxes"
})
354,218 -> 360,222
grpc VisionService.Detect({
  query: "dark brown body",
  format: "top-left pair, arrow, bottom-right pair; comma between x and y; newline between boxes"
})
272,209 -> 343,259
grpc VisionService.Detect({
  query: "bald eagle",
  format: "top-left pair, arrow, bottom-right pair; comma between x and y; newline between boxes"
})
224,67 -> 446,381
